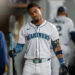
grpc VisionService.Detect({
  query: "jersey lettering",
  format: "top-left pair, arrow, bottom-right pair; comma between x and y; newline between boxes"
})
26,33 -> 50,41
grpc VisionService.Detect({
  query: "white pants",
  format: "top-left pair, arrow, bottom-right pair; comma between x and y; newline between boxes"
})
51,45 -> 71,75
22,59 -> 51,75
51,56 -> 60,75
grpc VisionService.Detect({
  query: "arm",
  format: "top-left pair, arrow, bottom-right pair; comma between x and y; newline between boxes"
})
9,26 -> 25,57
68,19 -> 75,44
15,43 -> 24,53
14,26 -> 25,53
51,39 -> 65,65
9,43 -> 24,57
51,39 -> 68,75
51,24 -> 68,74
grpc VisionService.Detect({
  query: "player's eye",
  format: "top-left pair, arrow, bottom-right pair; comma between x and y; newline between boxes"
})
34,10 -> 38,13
29,10 -> 38,16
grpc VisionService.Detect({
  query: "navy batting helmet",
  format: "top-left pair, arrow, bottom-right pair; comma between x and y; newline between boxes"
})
57,6 -> 68,16
57,6 -> 67,13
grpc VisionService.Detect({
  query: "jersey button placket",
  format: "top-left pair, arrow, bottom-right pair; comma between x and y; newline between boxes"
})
36,27 -> 39,58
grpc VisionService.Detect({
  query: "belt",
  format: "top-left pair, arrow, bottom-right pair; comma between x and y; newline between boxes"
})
32,58 -> 50,63
25,58 -> 50,63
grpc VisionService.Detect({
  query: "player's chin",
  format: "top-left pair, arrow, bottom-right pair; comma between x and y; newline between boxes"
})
33,16 -> 40,20
33,18 -> 39,23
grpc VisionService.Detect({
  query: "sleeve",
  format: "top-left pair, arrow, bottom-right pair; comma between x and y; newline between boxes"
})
18,26 -> 25,44
51,24 -> 59,41
15,43 -> 24,53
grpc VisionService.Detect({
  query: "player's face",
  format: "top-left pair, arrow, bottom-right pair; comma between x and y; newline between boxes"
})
58,12 -> 67,16
28,6 -> 42,23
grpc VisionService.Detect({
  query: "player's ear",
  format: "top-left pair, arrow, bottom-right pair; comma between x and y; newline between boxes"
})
39,7 -> 42,12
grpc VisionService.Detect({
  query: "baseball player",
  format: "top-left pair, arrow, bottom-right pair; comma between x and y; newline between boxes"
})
50,6 -> 75,75
0,31 -> 8,75
9,2 -> 68,75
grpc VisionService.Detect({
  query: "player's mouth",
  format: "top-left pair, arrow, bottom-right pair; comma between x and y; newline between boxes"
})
33,16 -> 39,20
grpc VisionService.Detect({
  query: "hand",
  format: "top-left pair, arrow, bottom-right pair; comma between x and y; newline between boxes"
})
9,49 -> 16,57
59,64 -> 68,75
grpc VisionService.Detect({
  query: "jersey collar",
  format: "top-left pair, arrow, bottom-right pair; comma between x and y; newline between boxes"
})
30,20 -> 47,28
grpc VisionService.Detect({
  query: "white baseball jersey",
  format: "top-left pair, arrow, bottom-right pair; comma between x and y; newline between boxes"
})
52,16 -> 74,45
18,20 -> 59,59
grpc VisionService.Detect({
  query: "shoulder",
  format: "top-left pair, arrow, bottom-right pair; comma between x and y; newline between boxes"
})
19,23 -> 31,34
65,17 -> 74,24
20,23 -> 30,30
46,20 -> 57,29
